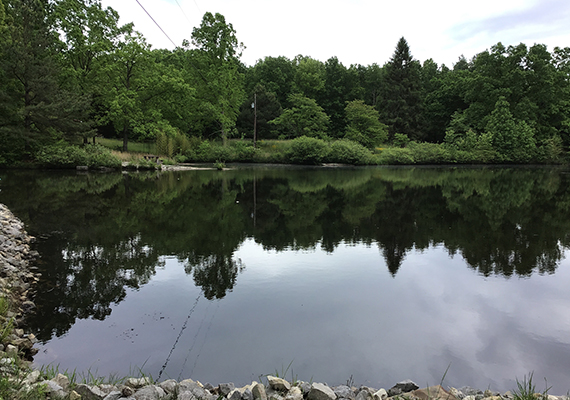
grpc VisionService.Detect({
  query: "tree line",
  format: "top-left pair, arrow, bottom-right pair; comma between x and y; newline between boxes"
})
1,0 -> 570,165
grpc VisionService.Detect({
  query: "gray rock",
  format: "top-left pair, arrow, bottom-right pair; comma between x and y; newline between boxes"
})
285,386 -> 303,400
159,379 -> 178,394
373,389 -> 387,400
52,373 -> 70,390
243,388 -> 254,400
308,383 -> 337,400
334,386 -> 354,400
134,385 -> 166,400
39,380 -> 66,399
460,387 -> 483,396
229,388 -> 244,400
103,391 -> 123,400
122,386 -> 135,397
267,376 -> 291,392
126,377 -> 152,389
220,383 -> 236,396
355,389 -> 372,400
76,384 -> 108,400
252,382 -> 268,400
299,382 -> 312,395
388,380 -> 418,397
22,369 -> 41,386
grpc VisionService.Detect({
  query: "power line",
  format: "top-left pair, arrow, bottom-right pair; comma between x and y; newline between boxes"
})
174,0 -> 194,26
134,0 -> 177,48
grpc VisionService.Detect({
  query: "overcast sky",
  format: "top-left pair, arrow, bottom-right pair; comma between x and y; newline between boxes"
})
100,0 -> 570,68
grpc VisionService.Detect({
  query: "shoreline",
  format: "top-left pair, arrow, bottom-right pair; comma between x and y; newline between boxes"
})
0,203 -> 567,399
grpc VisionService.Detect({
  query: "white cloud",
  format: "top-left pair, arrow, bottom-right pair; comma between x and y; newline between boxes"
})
101,0 -> 570,67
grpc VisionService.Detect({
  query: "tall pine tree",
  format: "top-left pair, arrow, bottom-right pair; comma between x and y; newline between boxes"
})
377,37 -> 424,141
0,0 -> 93,162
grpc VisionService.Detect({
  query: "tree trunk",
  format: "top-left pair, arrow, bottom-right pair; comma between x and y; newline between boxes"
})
122,125 -> 129,152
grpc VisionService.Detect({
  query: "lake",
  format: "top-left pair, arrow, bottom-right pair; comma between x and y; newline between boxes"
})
1,165 -> 570,394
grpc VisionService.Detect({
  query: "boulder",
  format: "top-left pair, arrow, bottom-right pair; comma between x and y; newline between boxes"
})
334,385 -> 355,400
159,379 -> 178,394
126,377 -> 152,389
267,376 -> 291,392
76,384 -> 108,400
411,385 -> 457,400
133,385 -> 167,400
308,383 -> 337,400
220,383 -> 236,396
285,386 -> 304,400
373,389 -> 387,400
102,392 -> 122,400
388,380 -> 419,397
39,380 -> 66,399
252,382 -> 268,400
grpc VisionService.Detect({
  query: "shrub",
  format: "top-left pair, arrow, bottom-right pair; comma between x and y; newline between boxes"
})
407,142 -> 451,164
285,136 -> 328,164
230,140 -> 257,162
36,144 -> 121,169
378,147 -> 414,164
392,133 -> 410,148
326,139 -> 374,164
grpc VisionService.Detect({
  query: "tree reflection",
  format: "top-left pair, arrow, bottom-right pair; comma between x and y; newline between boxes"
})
2,167 -> 570,341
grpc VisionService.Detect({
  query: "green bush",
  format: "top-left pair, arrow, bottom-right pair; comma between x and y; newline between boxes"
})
407,142 -> 451,164
535,135 -> 563,164
230,140 -> 257,162
392,133 -> 410,148
35,144 -> 121,169
326,139 -> 374,164
285,136 -> 328,164
378,147 -> 415,164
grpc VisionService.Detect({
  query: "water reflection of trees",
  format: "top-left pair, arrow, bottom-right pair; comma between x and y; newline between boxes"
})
2,167 -> 570,340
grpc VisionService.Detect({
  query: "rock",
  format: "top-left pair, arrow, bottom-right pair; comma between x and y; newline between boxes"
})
134,385 -> 166,400
159,379 -> 178,394
22,369 -> 41,385
122,386 -> 135,397
355,389 -> 372,400
388,380 -> 419,397
69,391 -> 82,400
51,373 -> 69,391
103,391 -> 122,400
39,380 -> 67,399
373,389 -> 387,400
285,386 -> 304,400
448,388 -> 464,399
76,383 -> 108,400
243,388 -> 255,400
411,385 -> 457,400
299,382 -> 312,395
126,377 -> 152,389
220,383 -> 236,396
229,388 -> 245,400
460,388 -> 483,397
308,383 -> 337,400
267,376 -> 292,392
252,382 -> 268,400
334,385 -> 355,400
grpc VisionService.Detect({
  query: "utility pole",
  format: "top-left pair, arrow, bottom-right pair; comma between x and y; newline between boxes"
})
252,93 -> 257,148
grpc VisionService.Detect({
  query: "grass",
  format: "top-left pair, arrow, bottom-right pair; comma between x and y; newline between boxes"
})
513,373 -> 550,400
98,138 -> 156,154
0,296 -> 15,344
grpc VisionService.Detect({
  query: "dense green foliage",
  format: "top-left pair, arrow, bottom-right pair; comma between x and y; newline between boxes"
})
1,166 -> 569,341
0,0 -> 569,165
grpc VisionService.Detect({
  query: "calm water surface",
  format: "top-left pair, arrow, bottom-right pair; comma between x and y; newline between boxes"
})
1,166 -> 570,393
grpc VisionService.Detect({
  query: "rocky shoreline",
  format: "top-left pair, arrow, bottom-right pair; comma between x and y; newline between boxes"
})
0,203 -> 568,400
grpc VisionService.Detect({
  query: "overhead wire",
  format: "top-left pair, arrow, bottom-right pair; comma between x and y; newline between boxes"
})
174,0 -> 194,26
134,0 -> 177,47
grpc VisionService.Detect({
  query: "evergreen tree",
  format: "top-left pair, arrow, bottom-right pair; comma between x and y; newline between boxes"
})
377,37 -> 424,141
0,0 -> 93,163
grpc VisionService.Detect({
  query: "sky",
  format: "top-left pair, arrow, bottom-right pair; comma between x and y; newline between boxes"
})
100,0 -> 570,68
